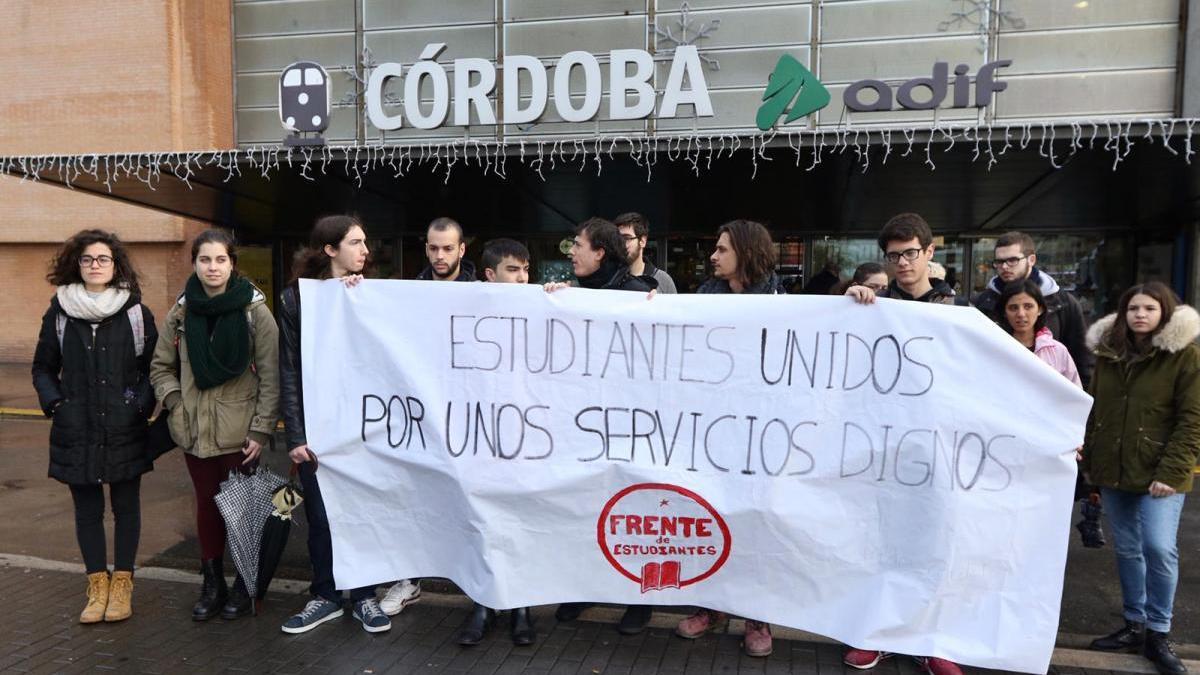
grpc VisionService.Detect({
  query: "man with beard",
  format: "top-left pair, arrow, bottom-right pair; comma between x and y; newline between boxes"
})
547,217 -> 656,634
614,212 -> 677,293
417,217 -> 477,282
971,231 -> 1091,384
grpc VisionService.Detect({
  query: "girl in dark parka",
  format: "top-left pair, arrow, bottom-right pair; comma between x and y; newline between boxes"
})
31,229 -> 157,624
1083,282 -> 1200,675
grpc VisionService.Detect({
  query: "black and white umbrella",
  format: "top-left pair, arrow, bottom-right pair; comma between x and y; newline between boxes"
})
214,466 -> 286,598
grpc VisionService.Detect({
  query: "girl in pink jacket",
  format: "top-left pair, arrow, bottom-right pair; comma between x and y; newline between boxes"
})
996,278 -> 1082,386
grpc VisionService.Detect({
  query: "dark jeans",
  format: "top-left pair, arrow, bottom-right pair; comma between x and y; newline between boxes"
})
69,477 -> 141,573
297,461 -> 374,604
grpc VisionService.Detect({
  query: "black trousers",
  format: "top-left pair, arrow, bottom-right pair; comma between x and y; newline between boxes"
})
68,478 -> 141,574
297,462 -> 374,603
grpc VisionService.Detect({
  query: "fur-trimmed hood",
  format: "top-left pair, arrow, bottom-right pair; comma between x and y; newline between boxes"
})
1086,304 -> 1200,355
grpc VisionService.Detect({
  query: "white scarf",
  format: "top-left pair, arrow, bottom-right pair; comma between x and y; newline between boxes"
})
56,283 -> 131,322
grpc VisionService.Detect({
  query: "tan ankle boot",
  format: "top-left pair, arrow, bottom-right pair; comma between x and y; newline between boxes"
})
80,571 -> 109,624
104,571 -> 133,622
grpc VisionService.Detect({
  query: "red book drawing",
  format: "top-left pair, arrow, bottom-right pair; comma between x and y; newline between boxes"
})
640,561 -> 681,593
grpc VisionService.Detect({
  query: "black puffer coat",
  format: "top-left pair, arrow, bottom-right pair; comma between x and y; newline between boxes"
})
31,295 -> 157,485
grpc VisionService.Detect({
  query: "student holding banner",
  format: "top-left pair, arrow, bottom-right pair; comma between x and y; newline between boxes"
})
454,238 -> 538,647
548,217 -> 657,636
278,215 -> 393,635
844,213 -> 961,675
32,229 -> 157,625
1082,281 -> 1199,675
149,229 -> 280,622
674,219 -> 780,657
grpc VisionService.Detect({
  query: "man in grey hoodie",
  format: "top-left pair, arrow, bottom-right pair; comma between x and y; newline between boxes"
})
614,212 -> 677,294
971,231 -> 1092,385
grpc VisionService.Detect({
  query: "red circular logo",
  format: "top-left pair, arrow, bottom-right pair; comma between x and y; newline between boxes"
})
596,483 -> 731,593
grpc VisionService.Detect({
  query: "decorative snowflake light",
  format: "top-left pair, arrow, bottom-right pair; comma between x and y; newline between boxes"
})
938,0 -> 1026,53
651,2 -> 722,71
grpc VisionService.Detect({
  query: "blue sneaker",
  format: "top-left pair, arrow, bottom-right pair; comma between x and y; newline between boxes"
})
281,597 -> 343,634
353,597 -> 391,633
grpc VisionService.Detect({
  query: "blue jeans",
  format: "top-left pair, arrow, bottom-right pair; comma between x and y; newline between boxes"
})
1100,489 -> 1186,632
298,461 -> 375,604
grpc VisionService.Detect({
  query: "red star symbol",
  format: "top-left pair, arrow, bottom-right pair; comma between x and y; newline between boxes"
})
660,499 -> 670,507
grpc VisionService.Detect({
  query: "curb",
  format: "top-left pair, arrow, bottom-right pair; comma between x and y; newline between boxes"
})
4,553 -> 1197,670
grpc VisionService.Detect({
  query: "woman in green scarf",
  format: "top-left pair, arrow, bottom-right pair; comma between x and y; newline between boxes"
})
150,230 -> 279,622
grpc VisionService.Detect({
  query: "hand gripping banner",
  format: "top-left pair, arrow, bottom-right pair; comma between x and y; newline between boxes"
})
300,279 -> 1092,673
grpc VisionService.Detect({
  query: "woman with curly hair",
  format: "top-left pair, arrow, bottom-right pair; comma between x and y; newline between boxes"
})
32,229 -> 158,624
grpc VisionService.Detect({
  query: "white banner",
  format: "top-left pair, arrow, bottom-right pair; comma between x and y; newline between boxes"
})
300,279 -> 1092,673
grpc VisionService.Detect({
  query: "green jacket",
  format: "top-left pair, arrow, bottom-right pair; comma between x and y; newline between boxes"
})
149,287 -> 280,459
1081,305 -> 1200,493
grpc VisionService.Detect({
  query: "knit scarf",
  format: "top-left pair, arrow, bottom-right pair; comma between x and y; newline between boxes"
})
56,284 -> 131,321
184,273 -> 254,390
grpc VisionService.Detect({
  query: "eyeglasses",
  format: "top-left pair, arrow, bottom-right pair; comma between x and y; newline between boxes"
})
79,255 -> 114,268
991,256 -> 1028,269
884,248 -> 924,264
620,234 -> 639,243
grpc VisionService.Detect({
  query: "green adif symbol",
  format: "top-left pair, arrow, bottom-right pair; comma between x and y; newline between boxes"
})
755,54 -> 830,131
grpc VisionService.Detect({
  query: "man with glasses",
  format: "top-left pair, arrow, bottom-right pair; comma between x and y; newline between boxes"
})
614,212 -> 677,294
971,231 -> 1091,384
843,213 -> 961,675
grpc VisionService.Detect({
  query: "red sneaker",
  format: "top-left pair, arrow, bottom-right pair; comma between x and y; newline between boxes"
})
743,620 -> 773,657
675,609 -> 727,639
915,657 -> 963,675
844,649 -> 892,669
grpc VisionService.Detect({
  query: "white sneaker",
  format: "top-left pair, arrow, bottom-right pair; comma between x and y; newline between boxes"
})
378,579 -> 421,616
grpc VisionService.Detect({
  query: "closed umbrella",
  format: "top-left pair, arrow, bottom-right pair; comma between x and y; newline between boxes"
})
214,466 -> 286,598
254,473 -> 303,612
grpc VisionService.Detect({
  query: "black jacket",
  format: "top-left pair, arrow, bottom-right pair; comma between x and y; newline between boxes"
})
879,278 -> 956,304
416,259 -> 477,282
32,296 -> 157,485
972,269 -> 1092,383
697,273 -> 784,295
278,285 -> 306,450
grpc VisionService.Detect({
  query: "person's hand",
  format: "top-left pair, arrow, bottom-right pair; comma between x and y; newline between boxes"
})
1148,481 -> 1177,498
340,274 -> 364,288
1074,445 -> 1083,461
646,289 -> 657,300
288,444 -> 314,464
845,285 -> 876,304
543,282 -> 571,293
242,438 -> 263,465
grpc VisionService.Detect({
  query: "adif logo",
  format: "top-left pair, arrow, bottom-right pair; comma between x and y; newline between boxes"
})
755,54 -> 830,131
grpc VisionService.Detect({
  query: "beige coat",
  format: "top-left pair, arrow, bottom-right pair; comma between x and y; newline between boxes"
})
149,289 -> 280,458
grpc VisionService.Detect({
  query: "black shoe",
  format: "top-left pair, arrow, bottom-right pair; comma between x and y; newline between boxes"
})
617,605 -> 652,635
457,603 -> 495,646
1144,631 -> 1188,675
555,602 -> 591,622
1090,620 -> 1144,652
221,574 -> 253,619
510,607 -> 536,646
192,559 -> 228,622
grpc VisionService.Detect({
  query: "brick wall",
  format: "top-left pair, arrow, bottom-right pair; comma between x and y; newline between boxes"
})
0,0 -> 233,364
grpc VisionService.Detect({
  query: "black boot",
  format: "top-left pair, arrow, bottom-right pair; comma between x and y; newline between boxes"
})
510,607 -> 536,646
221,574 -> 253,619
457,603 -> 495,646
554,602 -> 591,622
617,604 -> 652,635
192,559 -> 228,621
1090,620 -> 1144,652
1144,630 -> 1187,675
